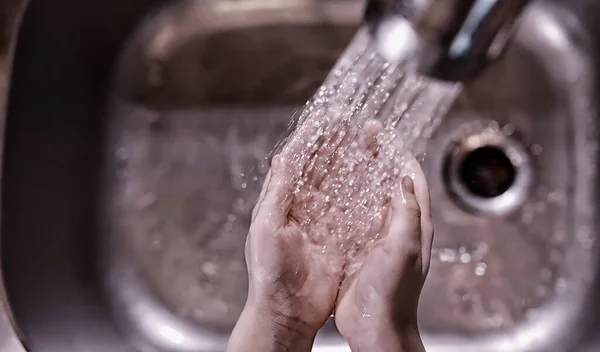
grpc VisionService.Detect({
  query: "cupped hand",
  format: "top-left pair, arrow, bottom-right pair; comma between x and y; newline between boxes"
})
243,153 -> 343,334
234,111 -> 362,344
226,150 -> 344,352
334,156 -> 433,352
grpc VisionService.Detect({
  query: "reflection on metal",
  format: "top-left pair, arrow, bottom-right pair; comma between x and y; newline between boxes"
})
444,127 -> 533,215
365,0 -> 532,81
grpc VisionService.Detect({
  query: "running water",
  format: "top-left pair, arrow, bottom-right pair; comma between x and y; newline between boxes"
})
275,28 -> 460,274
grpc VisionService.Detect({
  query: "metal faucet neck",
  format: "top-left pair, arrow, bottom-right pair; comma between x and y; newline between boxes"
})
365,0 -> 532,81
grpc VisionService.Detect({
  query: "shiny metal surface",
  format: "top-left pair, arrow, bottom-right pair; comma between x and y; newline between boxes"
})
1,0 -> 600,351
365,0 -> 532,81
0,0 -> 31,351
443,128 -> 534,216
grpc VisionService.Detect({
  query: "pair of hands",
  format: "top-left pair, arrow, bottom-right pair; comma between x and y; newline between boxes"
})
227,118 -> 433,352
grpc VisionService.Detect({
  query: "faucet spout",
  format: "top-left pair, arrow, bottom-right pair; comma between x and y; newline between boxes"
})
365,0 -> 532,81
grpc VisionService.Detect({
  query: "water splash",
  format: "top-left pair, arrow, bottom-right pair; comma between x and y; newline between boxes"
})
272,28 -> 460,273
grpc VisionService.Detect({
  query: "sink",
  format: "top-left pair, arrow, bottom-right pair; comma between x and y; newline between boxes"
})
1,0 -> 600,351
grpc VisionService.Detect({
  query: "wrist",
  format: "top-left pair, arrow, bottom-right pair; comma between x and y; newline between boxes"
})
345,321 -> 424,352
227,301 -> 317,352
248,300 -> 319,342
247,287 -> 324,335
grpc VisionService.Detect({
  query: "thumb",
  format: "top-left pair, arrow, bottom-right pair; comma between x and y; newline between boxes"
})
251,155 -> 294,230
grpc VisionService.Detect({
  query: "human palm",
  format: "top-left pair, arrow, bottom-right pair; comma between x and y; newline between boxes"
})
244,113 -> 353,331
245,158 -> 342,331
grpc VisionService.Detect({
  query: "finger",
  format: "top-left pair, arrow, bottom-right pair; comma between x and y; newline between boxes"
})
319,111 -> 368,171
348,120 -> 383,191
300,112 -> 343,185
384,176 -> 422,271
251,167 -> 272,222
309,113 -> 346,188
324,119 -> 381,193
281,107 -> 327,161
283,108 -> 344,192
277,116 -> 321,186
364,204 -> 387,242
251,155 -> 295,230
358,119 -> 384,155
402,155 -> 434,277
314,110 -> 372,188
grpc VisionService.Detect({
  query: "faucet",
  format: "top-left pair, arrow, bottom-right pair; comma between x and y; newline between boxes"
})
365,0 -> 532,81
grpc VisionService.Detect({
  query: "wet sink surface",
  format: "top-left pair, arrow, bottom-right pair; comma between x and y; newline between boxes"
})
2,0 -> 600,351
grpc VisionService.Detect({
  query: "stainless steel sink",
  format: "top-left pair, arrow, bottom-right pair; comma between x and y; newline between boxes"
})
1,0 -> 600,351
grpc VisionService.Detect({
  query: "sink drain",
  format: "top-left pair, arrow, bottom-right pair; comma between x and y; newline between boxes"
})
444,130 -> 533,215
459,146 -> 516,198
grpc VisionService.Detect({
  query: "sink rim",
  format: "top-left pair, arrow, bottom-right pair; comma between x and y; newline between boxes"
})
0,0 -> 32,350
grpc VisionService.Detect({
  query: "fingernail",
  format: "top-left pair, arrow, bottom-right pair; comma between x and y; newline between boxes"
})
402,176 -> 414,194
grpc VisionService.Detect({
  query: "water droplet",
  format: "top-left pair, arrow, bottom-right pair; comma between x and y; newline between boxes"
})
502,124 -> 516,136
555,278 -> 568,293
530,144 -> 543,155
474,262 -> 487,276
116,147 -> 128,160
202,262 -> 218,276
460,253 -> 472,264
137,192 -> 157,209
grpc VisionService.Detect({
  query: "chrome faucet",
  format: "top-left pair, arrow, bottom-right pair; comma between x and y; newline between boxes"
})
365,0 -> 532,81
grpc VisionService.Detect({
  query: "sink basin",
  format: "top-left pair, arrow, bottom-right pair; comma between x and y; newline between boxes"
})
1,0 -> 600,351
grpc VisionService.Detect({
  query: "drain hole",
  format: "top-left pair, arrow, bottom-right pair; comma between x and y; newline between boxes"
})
444,130 -> 533,215
459,146 -> 516,198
